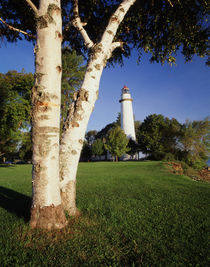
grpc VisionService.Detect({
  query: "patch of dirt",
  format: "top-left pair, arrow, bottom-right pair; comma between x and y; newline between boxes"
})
165,162 -> 210,182
199,167 -> 210,182
166,162 -> 184,175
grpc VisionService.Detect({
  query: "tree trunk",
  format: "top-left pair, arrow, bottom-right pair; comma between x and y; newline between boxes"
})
30,0 -> 67,229
60,56 -> 103,215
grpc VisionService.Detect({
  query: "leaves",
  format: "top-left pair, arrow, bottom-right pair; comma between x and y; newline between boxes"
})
61,48 -> 86,131
180,118 -> 210,168
1,1 -> 209,65
104,126 -> 129,161
137,114 -> 209,169
0,71 -> 33,159
137,114 -> 182,160
92,139 -> 105,157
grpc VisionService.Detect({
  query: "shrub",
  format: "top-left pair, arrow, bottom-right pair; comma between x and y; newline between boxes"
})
163,153 -> 175,161
191,160 -> 207,171
180,161 -> 189,172
184,166 -> 199,179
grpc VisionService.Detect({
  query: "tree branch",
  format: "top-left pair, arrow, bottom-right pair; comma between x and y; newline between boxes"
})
25,0 -> 39,16
167,0 -> 174,7
0,17 -> 35,39
72,0 -> 94,49
101,0 -> 136,48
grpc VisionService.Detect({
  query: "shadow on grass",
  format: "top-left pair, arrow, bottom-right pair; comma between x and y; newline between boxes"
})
0,186 -> 31,221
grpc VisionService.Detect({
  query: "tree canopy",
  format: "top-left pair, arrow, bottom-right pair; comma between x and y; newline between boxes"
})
137,114 -> 182,159
0,70 -> 33,159
85,130 -> 98,146
1,0 -> 209,65
92,138 -> 105,158
137,114 -> 209,169
61,48 -> 86,131
104,125 -> 129,161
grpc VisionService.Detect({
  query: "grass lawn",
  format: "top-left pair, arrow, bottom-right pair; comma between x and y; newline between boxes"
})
0,161 -> 209,266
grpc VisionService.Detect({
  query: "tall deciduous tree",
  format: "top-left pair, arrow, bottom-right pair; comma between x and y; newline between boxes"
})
0,0 -> 209,229
80,141 -> 92,162
92,138 -> 105,158
96,122 -> 116,140
18,131 -> 32,161
180,118 -> 210,169
127,138 -> 140,159
85,130 -> 98,146
104,126 -> 129,161
0,71 -> 33,160
137,114 -> 181,160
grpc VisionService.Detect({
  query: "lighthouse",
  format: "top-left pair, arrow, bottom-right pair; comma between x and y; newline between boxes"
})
119,85 -> 136,141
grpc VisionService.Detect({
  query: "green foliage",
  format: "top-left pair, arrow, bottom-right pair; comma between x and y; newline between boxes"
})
0,71 -> 33,160
18,131 -> 32,161
85,130 -> 98,146
104,126 -> 129,161
80,141 -> 92,162
61,49 -> 86,130
0,50 -> 85,159
92,139 -> 105,157
0,0 -> 37,42
0,162 -> 209,266
134,120 -> 141,135
180,118 -> 210,170
137,114 -> 181,160
115,112 -> 121,126
1,1 -> 209,65
127,138 -> 140,158
96,122 -> 116,140
180,162 -> 199,178
162,152 -> 176,162
62,0 -> 210,65
137,114 -> 209,170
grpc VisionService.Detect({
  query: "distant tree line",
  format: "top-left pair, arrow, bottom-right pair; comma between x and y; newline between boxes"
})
137,114 -> 209,170
81,113 -> 209,169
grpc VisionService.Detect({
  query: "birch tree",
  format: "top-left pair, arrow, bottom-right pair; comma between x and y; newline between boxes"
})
0,0 -> 209,229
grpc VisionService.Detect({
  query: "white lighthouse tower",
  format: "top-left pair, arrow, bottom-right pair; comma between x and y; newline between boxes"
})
119,85 -> 136,141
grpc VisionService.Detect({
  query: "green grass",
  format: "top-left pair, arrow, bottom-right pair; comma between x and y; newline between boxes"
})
0,162 -> 209,266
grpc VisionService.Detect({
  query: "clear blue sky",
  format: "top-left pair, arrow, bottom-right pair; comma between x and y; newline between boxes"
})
0,40 -> 209,131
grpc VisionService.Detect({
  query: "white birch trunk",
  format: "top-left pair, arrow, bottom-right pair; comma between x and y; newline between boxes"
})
30,0 -> 67,229
60,56 -> 104,215
60,0 -> 136,215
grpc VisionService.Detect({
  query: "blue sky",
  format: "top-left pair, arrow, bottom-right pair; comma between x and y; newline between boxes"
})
0,40 -> 209,131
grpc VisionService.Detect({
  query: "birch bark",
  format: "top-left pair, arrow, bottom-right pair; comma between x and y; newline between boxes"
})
60,56 -> 103,215
60,0 -> 136,215
30,0 -> 67,229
